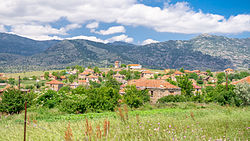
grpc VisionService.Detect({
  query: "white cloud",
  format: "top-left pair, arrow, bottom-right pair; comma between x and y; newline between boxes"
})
64,24 -> 81,31
86,22 -> 99,29
0,25 -> 6,32
94,26 -> 126,35
66,35 -> 108,43
0,0 -> 249,40
107,34 -> 133,43
142,39 -> 159,45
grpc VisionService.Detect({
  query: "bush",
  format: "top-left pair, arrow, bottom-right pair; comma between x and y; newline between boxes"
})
0,89 -> 36,114
36,90 -> 60,108
157,95 -> 186,104
123,85 -> 150,108
234,82 -> 250,105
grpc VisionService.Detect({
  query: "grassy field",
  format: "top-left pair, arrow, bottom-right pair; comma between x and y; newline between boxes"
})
5,70 -> 63,79
0,103 -> 249,140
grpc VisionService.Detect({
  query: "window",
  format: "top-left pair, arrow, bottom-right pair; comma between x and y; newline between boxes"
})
150,91 -> 154,97
169,90 -> 175,94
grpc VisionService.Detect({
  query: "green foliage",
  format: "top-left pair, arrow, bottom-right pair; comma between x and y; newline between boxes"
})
104,77 -> 121,90
36,90 -> 60,108
23,77 -> 29,80
166,78 -> 177,86
197,77 -> 203,84
0,89 -> 35,114
8,78 -> 15,85
234,82 -> 250,105
44,72 -> 49,80
32,75 -> 37,80
58,86 -> 71,93
124,85 -> 150,108
176,75 -> 194,97
94,66 -> 100,74
157,95 -> 186,103
121,64 -> 126,68
154,74 -> 158,79
179,67 -> 185,73
206,69 -> 213,77
68,75 -> 76,83
188,73 -> 198,80
228,71 -> 250,81
216,72 -> 225,84
203,85 -> 242,106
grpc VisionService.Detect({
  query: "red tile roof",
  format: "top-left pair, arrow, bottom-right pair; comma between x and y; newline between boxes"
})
142,70 -> 153,74
46,80 -> 64,85
232,76 -> 250,85
174,71 -> 183,75
192,84 -> 201,89
128,78 -> 180,89
128,64 -> 141,66
225,68 -> 234,72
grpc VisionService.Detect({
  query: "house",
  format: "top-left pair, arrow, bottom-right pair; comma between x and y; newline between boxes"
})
128,78 -> 181,104
70,82 -> 79,89
203,76 -> 217,84
86,75 -> 99,82
174,71 -> 183,76
224,68 -> 234,74
159,75 -> 170,80
79,71 -> 90,79
127,64 -> 142,69
0,73 -> 5,78
113,73 -> 125,82
192,70 -> 201,73
164,69 -> 171,74
193,84 -> 202,94
184,70 -> 193,73
231,76 -> 250,85
46,80 -> 64,91
141,70 -> 154,79
49,74 -> 57,80
60,76 -> 67,81
78,80 -> 88,85
114,61 -> 120,68
85,69 -> 94,74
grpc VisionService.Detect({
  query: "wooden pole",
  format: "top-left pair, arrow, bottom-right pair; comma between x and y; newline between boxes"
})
18,76 -> 21,89
24,101 -> 27,141
226,72 -> 228,91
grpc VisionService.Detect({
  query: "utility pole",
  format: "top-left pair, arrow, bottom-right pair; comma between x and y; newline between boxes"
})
18,76 -> 21,89
226,72 -> 228,91
24,101 -> 27,141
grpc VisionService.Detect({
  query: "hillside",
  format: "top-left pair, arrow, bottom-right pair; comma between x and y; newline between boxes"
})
0,33 -> 249,72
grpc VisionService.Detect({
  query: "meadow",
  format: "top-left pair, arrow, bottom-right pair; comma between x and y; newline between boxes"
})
0,103 -> 249,141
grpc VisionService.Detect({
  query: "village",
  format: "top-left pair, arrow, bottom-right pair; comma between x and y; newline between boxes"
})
0,61 -> 249,103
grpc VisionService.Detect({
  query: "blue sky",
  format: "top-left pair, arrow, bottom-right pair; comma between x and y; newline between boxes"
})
0,0 -> 249,44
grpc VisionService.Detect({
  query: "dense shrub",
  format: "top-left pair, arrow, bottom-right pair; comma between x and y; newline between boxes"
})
36,90 -> 61,108
0,89 -> 36,114
234,82 -> 250,105
203,85 -> 242,106
123,85 -> 150,108
157,95 -> 186,104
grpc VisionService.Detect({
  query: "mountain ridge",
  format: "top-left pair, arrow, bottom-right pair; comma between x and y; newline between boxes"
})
0,33 -> 249,72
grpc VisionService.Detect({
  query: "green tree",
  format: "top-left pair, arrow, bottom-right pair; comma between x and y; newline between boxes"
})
8,78 -> 15,85
44,72 -> 49,80
216,72 -> 225,84
121,64 -> 127,68
123,85 -> 150,108
179,67 -> 185,73
188,73 -> 198,80
0,89 -> 35,114
176,75 -> 194,97
154,74 -> 158,79
234,82 -> 250,105
68,75 -> 76,83
94,66 -> 100,74
206,69 -> 213,77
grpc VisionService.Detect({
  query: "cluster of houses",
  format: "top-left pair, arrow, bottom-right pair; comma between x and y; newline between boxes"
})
0,62 -> 249,104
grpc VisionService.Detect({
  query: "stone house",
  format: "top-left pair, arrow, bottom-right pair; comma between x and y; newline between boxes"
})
60,76 -> 67,81
78,80 -> 88,85
79,71 -> 90,80
141,70 -> 154,79
70,82 -> 79,89
128,78 -> 181,104
46,80 -> 64,91
159,75 -> 170,80
113,73 -> 125,82
86,75 -> 99,82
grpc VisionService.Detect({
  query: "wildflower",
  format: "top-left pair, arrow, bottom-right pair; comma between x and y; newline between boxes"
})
127,126 -> 129,129
169,125 -> 171,128
149,134 -> 152,136
187,126 -> 190,129
158,122 -> 160,125
184,136 -> 186,139
247,127 -> 250,130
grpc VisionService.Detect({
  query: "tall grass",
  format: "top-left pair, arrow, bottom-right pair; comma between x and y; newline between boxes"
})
0,103 -> 249,140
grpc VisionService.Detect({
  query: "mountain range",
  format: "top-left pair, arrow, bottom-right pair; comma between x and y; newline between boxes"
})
0,33 -> 249,73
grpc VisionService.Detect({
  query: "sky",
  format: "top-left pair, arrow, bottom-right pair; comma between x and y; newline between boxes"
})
0,0 -> 249,44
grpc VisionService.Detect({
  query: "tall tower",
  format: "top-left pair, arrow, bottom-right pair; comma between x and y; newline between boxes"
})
115,61 -> 120,68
